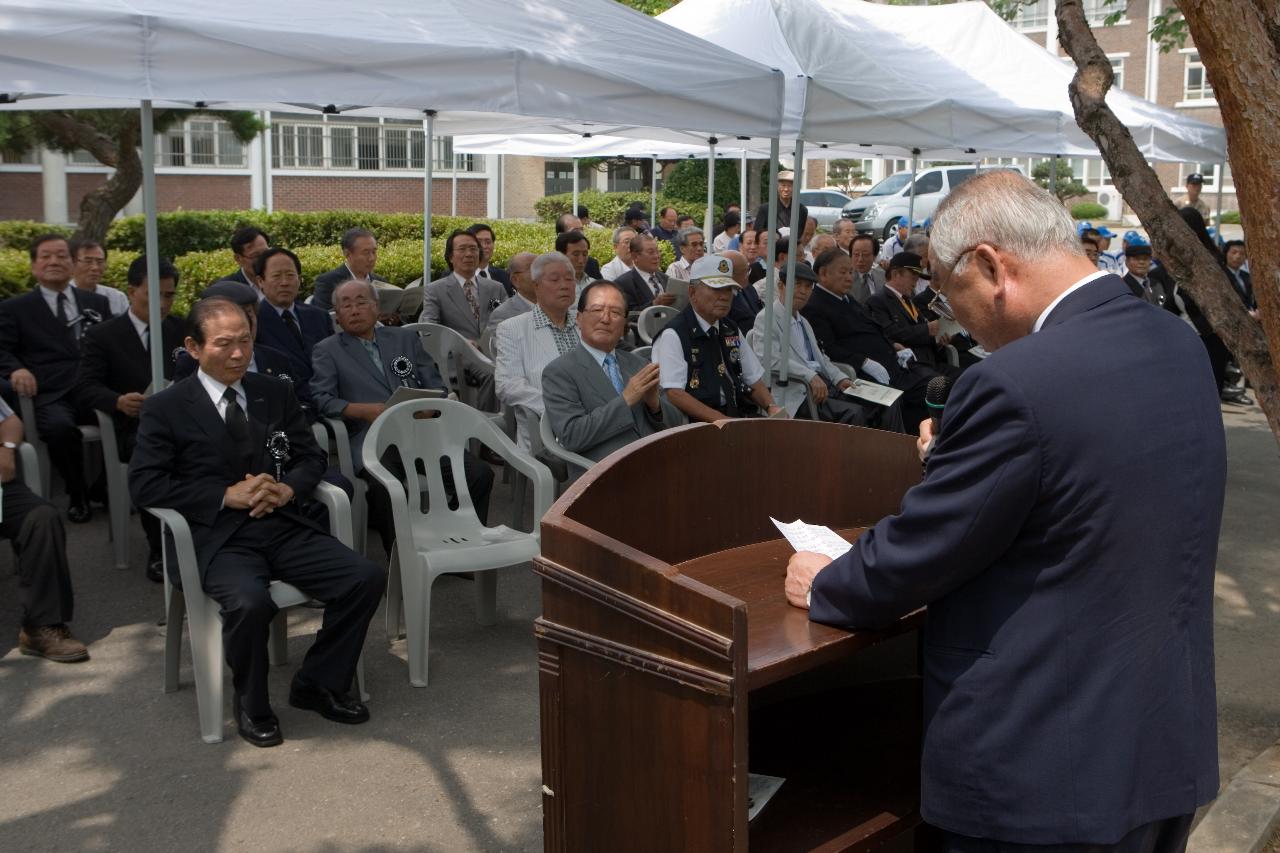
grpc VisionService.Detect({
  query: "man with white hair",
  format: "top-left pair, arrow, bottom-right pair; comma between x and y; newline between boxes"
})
665,226 -> 706,282
600,227 -> 637,282
494,252 -> 581,448
785,172 -> 1225,853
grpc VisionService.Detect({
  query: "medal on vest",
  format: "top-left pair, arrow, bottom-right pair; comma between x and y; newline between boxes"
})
276,373 -> 292,385
688,344 -> 701,389
717,363 -> 726,376
391,355 -> 415,387
267,431 -> 291,481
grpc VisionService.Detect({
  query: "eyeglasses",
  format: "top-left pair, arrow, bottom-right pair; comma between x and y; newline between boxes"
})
581,306 -> 626,320
928,242 -> 995,320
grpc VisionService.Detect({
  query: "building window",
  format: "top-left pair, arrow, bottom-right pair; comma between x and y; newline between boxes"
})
1109,56 -> 1125,91
0,149 -> 40,165
1183,52 -> 1214,102
156,118 -> 246,168
1082,0 -> 1123,25
270,116 -> 481,172
1012,0 -> 1050,31
1180,162 -> 1232,192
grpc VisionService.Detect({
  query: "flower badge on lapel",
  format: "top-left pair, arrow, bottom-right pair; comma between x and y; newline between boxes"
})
171,346 -> 186,364
266,431 -> 291,481
81,308 -> 104,329
391,355 -> 416,387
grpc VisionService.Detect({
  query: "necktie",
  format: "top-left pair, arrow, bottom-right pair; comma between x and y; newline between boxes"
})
900,293 -> 919,322
360,337 -> 383,372
222,387 -> 253,476
463,278 -> 480,321
649,275 -> 662,297
798,320 -> 818,362
281,309 -> 304,347
56,292 -> 70,334
141,324 -> 149,352
603,353 -> 625,395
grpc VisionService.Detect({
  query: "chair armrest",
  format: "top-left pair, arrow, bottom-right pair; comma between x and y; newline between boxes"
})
18,442 -> 40,495
144,507 -> 203,594
537,409 -> 595,474
322,417 -> 357,481
313,480 -> 354,549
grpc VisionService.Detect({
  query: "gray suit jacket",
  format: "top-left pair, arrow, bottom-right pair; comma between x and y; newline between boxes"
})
541,344 -> 681,463
310,326 -> 446,472
480,293 -> 534,355
419,273 -> 507,341
851,268 -> 886,305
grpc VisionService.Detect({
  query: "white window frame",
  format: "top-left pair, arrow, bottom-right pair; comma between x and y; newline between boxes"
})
1082,0 -> 1129,26
1178,50 -> 1215,106
270,115 -> 483,175
1012,0 -> 1050,32
1107,53 -> 1128,91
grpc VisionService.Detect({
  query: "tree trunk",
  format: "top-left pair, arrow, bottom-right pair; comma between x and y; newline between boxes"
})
75,123 -> 143,244
1056,0 -> 1280,443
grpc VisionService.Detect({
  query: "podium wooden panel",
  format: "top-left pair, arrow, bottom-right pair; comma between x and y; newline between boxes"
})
535,419 -> 926,852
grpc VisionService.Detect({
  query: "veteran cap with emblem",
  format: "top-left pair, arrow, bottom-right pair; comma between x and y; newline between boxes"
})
888,252 -> 931,280
689,254 -> 741,289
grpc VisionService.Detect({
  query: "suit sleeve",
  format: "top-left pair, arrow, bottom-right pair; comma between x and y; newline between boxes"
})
311,274 -> 336,311
868,297 -> 933,348
309,343 -> 348,419
810,362 -> 1041,629
494,319 -> 542,411
413,340 -> 448,391
420,283 -> 443,324
0,302 -> 26,378
128,394 -> 227,528
74,327 -> 123,414
542,357 -> 638,454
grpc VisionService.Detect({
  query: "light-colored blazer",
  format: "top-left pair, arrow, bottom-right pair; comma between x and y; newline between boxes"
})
480,293 -> 534,355
494,309 -> 580,448
419,273 -> 507,341
310,326 -> 446,472
541,344 -> 681,463
752,304 -> 850,417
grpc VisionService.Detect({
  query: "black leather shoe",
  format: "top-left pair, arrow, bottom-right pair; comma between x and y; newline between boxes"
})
66,502 -> 92,524
235,705 -> 283,748
145,559 -> 164,584
289,677 -> 369,724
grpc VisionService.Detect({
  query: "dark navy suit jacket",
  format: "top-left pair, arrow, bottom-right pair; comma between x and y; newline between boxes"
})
256,300 -> 333,383
811,274 -> 1225,844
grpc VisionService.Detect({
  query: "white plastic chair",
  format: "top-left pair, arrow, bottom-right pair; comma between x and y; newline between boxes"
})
93,411 -> 133,569
313,419 -> 369,557
401,322 -> 495,410
636,304 -> 679,345
18,395 -> 103,501
149,480 -> 366,744
631,345 -> 652,360
362,398 -> 553,687
17,442 -> 41,495
537,407 -> 595,481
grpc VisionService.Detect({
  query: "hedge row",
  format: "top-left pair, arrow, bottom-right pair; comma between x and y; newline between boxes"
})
0,222 -> 675,315
533,189 -> 724,229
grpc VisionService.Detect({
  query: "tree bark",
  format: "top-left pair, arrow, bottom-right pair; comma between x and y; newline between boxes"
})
1056,0 -> 1280,442
33,111 -> 145,244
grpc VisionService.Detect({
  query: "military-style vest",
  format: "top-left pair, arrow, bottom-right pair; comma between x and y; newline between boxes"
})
662,305 -> 757,416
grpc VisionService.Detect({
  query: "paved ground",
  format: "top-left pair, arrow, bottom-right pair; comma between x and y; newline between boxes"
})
1,404 -> 1277,852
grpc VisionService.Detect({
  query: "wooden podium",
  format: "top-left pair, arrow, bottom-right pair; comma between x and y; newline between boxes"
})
535,418 -> 927,852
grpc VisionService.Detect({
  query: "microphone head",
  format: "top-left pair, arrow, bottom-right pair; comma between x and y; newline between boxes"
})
925,375 -> 953,410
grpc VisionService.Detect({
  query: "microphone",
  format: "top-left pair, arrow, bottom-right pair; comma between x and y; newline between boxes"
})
923,375 -> 953,467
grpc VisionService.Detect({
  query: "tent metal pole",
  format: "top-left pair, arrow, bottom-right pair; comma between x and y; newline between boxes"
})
761,137 -> 781,392
451,150 -> 459,216
572,158 -> 579,224
650,157 -> 658,226
423,112 -> 435,279
1214,162 -> 1225,231
140,100 -> 165,392
781,140 -> 805,385
740,150 -> 748,220
705,137 -> 717,236
261,110 -> 273,214
906,149 -> 919,229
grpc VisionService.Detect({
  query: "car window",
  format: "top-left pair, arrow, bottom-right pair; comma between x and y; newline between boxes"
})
947,168 -> 977,189
913,171 -> 944,195
826,192 -> 850,207
864,173 -> 913,196
798,192 -> 825,206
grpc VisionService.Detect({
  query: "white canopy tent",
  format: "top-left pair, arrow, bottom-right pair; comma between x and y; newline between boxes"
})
0,0 -> 785,388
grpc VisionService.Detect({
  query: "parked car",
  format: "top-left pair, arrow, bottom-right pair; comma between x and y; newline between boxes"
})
797,189 -> 854,230
841,165 -> 1024,238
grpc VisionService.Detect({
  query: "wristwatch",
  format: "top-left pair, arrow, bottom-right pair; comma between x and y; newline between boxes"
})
0,441 -> 17,450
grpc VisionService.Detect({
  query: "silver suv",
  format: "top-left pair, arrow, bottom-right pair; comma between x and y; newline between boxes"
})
842,165 -> 1023,238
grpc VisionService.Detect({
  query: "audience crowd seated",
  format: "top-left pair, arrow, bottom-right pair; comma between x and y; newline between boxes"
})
71,238 -> 129,316
311,228 -> 388,312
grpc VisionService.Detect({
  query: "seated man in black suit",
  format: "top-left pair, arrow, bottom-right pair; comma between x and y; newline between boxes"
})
0,234 -> 114,522
1121,241 -> 1175,310
129,298 -> 385,748
218,226 -> 270,289
175,281 -> 316,422
76,255 -> 185,582
555,214 -> 601,280
468,223 -> 513,297
613,233 -> 676,314
311,228 -> 390,312
253,248 -> 334,385
866,252 -> 959,378
804,248 -> 934,430
1,396 -> 88,663
724,249 -> 763,333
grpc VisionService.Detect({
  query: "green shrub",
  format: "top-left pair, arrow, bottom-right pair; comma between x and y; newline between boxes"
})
1218,210 -> 1241,225
533,190 -> 719,229
662,159 -> 739,212
0,221 -> 74,251
1070,202 -> 1109,220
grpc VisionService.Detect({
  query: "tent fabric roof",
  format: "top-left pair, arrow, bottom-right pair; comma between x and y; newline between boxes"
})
657,0 -> 1226,163
0,0 -> 784,138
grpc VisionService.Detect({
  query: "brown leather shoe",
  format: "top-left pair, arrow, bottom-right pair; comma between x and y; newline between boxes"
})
18,625 -> 90,663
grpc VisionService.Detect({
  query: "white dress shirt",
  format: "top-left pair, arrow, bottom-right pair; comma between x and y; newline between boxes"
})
196,369 -> 246,416
600,256 -> 631,282
38,284 -> 79,326
1033,270 -> 1109,333
72,281 -> 129,316
127,309 -> 150,349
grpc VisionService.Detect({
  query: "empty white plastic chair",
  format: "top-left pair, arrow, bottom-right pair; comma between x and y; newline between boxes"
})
362,398 -> 553,687
94,411 -> 133,569
636,304 -> 680,345
149,480 -> 366,744
400,322 -> 495,410
18,394 -> 103,501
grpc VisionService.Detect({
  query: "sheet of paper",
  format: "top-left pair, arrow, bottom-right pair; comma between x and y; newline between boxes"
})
938,316 -> 967,338
771,517 -> 852,560
843,379 -> 903,407
968,344 -> 991,359
767,406 -> 790,419
747,773 -> 786,822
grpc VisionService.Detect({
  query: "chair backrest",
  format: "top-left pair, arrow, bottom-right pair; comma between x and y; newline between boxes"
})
536,405 -> 595,475
632,346 -> 652,360
637,304 -> 679,345
517,405 -> 569,484
401,321 -> 493,396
